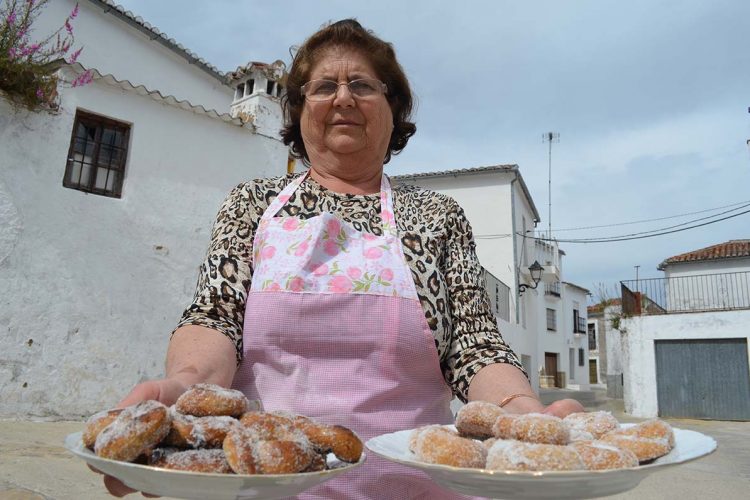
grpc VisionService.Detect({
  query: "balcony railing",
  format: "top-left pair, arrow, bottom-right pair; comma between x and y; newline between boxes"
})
575,316 -> 587,334
621,271 -> 750,316
545,281 -> 561,297
484,269 -> 511,322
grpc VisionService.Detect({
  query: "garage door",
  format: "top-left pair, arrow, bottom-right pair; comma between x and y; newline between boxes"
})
655,338 -> 750,420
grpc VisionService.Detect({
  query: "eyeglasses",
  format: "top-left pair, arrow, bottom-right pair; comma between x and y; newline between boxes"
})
301,78 -> 388,101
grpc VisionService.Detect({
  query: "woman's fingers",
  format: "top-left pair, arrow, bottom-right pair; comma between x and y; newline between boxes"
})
542,398 -> 585,418
103,474 -> 137,497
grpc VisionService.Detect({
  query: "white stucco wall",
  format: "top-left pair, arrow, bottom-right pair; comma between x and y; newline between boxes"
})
662,259 -> 750,311
620,309 -> 750,418
0,76 -> 287,418
35,0 -> 232,113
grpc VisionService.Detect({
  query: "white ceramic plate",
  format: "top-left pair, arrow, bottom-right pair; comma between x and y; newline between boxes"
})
365,424 -> 717,500
65,431 -> 365,500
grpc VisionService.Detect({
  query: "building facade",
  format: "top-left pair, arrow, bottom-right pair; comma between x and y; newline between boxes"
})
0,0 -> 288,418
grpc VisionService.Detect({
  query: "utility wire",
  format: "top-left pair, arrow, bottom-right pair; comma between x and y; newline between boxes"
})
525,208 -> 750,243
551,198 -> 750,232
545,202 -> 750,242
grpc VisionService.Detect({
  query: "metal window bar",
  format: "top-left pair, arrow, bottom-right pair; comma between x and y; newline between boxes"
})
621,271 -> 750,315
545,281 -> 561,297
64,110 -> 130,198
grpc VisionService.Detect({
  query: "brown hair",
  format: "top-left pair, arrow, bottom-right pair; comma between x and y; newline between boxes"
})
280,19 -> 416,165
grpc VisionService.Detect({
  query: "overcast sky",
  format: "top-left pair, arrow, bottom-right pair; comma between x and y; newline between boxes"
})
116,0 -> 750,300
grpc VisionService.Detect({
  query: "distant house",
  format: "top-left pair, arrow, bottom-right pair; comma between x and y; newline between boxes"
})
657,239 -> 750,312
0,0 -> 288,418
394,166 -> 590,393
618,239 -> 750,420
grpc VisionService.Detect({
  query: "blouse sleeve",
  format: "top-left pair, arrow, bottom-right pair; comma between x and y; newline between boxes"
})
441,198 -> 527,402
172,182 -> 259,365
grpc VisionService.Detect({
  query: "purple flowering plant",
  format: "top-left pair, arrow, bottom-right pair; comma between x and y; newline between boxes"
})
0,0 -> 92,110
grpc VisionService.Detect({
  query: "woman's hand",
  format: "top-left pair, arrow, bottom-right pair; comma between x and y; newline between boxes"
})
542,398 -> 585,418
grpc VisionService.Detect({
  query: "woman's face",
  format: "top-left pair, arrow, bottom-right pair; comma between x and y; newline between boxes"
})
300,46 -> 393,162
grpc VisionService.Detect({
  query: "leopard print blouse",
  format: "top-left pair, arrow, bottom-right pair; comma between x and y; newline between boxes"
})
175,173 -> 524,402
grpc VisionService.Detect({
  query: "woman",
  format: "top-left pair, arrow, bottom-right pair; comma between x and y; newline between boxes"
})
103,19 -> 583,498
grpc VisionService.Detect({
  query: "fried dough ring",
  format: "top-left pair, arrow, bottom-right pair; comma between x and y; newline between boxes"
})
163,411 -> 239,448
492,413 -> 570,445
222,425 -> 316,474
486,440 -> 584,471
600,419 -> 674,462
563,411 -> 620,439
175,384 -> 249,418
295,420 -> 363,463
150,448 -> 232,473
571,440 -> 639,470
82,408 -> 123,449
94,401 -> 171,462
410,425 -> 487,468
455,401 -> 507,439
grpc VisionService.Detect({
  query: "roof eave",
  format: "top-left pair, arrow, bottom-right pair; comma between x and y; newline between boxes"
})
393,164 -> 542,222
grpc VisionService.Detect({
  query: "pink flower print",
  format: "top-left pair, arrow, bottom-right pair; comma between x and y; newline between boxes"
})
328,275 -> 353,293
288,276 -> 305,292
294,240 -> 309,256
379,268 -> 394,282
260,245 -> 276,260
324,240 -> 340,256
268,282 -> 282,291
326,218 -> 341,238
347,267 -> 362,280
363,232 -> 378,241
282,218 -> 299,231
364,247 -> 383,259
312,263 -> 329,276
381,210 -> 394,224
277,194 -> 291,204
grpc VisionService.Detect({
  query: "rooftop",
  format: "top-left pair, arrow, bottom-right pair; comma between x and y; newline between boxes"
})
658,239 -> 750,270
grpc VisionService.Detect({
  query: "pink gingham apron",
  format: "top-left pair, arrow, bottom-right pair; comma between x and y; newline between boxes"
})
232,171 -> 466,499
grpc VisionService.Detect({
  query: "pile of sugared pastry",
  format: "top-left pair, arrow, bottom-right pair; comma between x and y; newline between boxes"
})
409,401 -> 675,471
83,383 -> 363,474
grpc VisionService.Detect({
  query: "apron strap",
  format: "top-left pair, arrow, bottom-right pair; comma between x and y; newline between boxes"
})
262,171 -> 398,238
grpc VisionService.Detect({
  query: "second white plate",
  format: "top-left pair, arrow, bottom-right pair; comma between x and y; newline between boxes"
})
365,424 -> 717,500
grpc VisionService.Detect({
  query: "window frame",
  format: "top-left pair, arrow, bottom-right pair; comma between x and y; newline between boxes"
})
63,110 -> 130,198
546,307 -> 557,331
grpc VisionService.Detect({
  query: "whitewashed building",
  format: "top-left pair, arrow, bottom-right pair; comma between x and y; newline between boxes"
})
619,240 -> 750,420
0,0 -> 288,418
394,166 -> 590,393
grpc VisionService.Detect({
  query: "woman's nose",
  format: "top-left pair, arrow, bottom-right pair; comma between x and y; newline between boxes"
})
332,83 -> 355,107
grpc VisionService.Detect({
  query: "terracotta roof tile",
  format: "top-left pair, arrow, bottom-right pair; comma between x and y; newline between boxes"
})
658,239 -> 750,269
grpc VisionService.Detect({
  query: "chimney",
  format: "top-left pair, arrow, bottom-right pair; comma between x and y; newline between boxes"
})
229,60 -> 286,138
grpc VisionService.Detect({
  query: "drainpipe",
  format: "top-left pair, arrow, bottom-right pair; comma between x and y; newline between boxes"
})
510,175 -> 520,324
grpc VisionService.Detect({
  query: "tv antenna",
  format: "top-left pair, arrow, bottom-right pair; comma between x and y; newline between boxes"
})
543,132 -> 560,240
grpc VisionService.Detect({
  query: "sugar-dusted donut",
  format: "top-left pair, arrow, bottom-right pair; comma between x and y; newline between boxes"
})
222,425 -> 316,474
163,410 -> 239,448
82,408 -> 123,449
455,401 -> 507,439
570,440 -> 639,470
175,384 -> 249,418
563,411 -> 619,439
486,440 -> 584,471
410,425 -> 487,468
294,419 -> 363,463
600,419 -> 674,462
492,413 -> 569,445
150,448 -> 232,473
94,400 -> 171,462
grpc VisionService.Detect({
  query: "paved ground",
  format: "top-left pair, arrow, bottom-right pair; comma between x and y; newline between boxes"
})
1,396 -> 748,499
